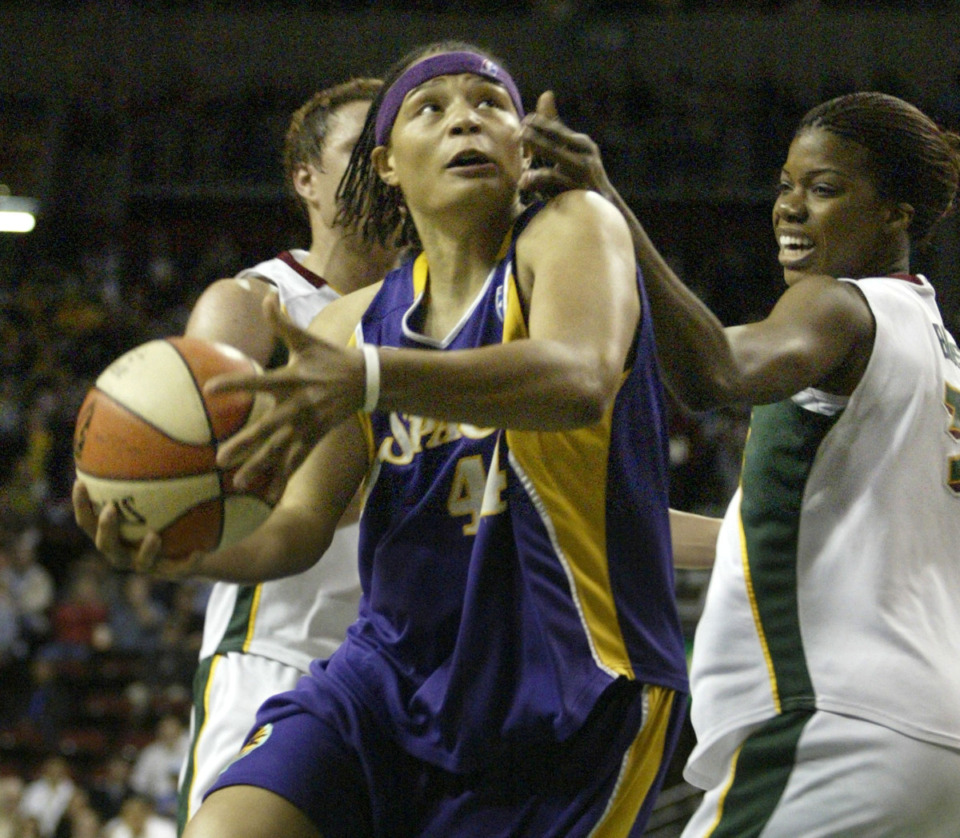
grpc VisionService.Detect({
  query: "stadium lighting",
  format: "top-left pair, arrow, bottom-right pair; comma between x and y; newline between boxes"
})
0,193 -> 39,234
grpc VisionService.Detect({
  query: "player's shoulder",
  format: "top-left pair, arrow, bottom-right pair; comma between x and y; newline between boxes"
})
189,275 -> 273,327
205,273 -> 273,300
518,190 -> 628,248
783,274 -> 874,329
308,281 -> 382,342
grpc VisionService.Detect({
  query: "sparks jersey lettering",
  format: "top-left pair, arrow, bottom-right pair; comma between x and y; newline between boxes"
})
315,203 -> 686,773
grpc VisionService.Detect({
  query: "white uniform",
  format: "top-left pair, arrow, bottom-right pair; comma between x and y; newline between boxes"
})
178,251 -> 361,831
682,275 -> 960,836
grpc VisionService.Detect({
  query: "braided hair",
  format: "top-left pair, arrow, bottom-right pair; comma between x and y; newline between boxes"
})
797,92 -> 960,246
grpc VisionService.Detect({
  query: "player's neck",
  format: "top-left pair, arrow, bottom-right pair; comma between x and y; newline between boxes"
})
416,205 -> 515,300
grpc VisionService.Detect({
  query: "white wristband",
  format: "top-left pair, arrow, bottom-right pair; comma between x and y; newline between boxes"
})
361,343 -> 380,413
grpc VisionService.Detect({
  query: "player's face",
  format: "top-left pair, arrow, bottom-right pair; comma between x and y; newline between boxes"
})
315,99 -> 371,227
773,127 -> 901,286
375,71 -> 523,218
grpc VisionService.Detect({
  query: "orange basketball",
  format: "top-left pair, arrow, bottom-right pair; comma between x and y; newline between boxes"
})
73,336 -> 274,560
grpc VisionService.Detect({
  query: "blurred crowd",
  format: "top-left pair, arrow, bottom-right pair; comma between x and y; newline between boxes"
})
0,721 -> 190,838
0,496 -> 209,837
0,227 -> 234,837
4,11 -> 960,831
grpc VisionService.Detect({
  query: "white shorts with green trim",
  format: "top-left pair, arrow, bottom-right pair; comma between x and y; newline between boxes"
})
681,708 -> 960,837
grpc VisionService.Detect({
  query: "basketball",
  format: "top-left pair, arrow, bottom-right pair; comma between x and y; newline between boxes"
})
73,336 -> 275,560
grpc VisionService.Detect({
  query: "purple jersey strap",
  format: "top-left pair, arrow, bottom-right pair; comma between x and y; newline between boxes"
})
375,51 -> 524,146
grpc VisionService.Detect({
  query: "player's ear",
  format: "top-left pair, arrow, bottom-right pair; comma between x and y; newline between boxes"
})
885,201 -> 914,233
371,146 -> 399,187
292,164 -> 317,201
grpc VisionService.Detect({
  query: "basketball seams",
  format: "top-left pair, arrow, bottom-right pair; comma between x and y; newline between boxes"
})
94,386 -> 208,450
74,336 -> 274,560
167,336 -> 233,552
168,336 -> 220,442
168,336 -> 264,551
94,339 -> 212,446
168,337 -> 260,443
74,388 -> 215,480
160,499 -> 225,559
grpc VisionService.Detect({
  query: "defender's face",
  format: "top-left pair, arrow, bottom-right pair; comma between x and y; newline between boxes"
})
315,99 -> 371,227
774,127 -> 898,286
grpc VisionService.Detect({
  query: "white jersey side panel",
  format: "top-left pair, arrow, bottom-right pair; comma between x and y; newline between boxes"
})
199,251 -> 360,671
236,249 -> 340,327
686,275 -> 960,789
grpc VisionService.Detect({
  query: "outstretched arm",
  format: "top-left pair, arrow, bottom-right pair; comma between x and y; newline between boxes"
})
520,92 -> 736,409
210,191 -> 640,492
519,91 -> 875,411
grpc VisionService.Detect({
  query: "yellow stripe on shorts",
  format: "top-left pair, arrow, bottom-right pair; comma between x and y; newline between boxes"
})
590,685 -> 676,837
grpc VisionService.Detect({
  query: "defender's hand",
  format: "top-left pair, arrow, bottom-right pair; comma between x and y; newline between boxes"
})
520,91 -> 616,201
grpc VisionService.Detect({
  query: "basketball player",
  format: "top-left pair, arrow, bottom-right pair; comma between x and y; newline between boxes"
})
84,40 -> 690,837
522,91 -> 960,835
170,79 -> 399,834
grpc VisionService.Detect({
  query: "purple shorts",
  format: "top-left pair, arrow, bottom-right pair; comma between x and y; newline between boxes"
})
207,673 -> 686,837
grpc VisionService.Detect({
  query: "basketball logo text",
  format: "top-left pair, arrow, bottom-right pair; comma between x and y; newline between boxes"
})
90,495 -> 147,526
74,399 -> 95,459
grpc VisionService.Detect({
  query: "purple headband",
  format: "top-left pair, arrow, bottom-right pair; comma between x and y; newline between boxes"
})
374,51 -> 524,146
